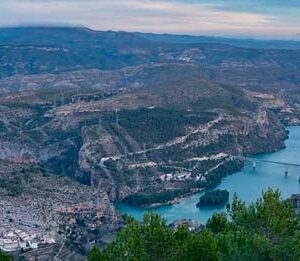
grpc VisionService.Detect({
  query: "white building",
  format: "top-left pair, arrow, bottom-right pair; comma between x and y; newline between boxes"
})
43,234 -> 56,244
1,235 -> 20,252
19,241 -> 27,249
0,229 -> 55,253
28,240 -> 38,249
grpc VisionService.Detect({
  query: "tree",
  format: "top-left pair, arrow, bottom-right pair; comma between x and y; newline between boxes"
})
88,246 -> 107,261
0,251 -> 13,261
206,213 -> 229,234
88,189 -> 300,261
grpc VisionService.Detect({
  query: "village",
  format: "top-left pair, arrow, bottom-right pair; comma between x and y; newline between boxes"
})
0,229 -> 56,253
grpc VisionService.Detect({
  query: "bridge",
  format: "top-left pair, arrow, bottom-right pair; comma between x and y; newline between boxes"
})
231,155 -> 300,178
232,156 -> 300,168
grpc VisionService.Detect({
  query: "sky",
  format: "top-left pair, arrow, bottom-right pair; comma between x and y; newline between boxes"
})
0,0 -> 299,39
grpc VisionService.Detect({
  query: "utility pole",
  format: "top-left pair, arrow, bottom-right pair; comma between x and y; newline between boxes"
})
53,96 -> 57,108
19,121 -> 23,134
115,109 -> 119,125
99,114 -> 102,128
61,93 -> 65,106
143,143 -> 147,158
252,161 -> 256,170
124,147 -> 128,167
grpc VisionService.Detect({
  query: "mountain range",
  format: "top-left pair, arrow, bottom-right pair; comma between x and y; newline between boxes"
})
1,26 -> 300,259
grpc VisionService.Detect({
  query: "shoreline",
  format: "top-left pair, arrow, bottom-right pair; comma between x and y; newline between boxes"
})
117,125 -> 293,210
118,158 -> 244,209
143,188 -> 203,209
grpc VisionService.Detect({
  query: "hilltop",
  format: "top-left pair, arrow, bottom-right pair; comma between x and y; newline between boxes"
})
0,76 -> 287,203
0,27 -> 300,95
0,26 -> 299,204
0,26 -> 300,259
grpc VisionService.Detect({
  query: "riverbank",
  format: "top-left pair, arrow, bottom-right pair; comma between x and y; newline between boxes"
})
116,126 -> 300,223
141,188 -> 203,209
120,158 -> 244,208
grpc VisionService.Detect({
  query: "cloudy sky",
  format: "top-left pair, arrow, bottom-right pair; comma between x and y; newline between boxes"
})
0,0 -> 299,39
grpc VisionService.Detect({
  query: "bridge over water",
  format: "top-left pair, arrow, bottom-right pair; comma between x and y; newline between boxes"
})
231,155 -> 300,178
232,156 -> 300,167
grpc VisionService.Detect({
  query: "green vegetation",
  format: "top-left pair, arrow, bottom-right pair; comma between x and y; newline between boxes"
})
119,108 -> 214,146
123,188 -> 190,207
197,189 -> 229,207
89,189 -> 300,261
0,251 -> 13,261
204,160 -> 243,189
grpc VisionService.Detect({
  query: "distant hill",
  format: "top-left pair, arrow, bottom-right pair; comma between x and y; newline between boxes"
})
137,32 -> 300,50
0,26 -> 160,77
0,26 -> 300,95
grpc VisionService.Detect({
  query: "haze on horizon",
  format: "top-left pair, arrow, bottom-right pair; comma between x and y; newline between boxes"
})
0,0 -> 300,40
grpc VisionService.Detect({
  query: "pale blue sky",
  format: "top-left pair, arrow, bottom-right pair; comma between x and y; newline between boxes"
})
0,0 -> 299,39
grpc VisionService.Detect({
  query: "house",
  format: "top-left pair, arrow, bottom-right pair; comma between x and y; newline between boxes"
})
19,241 -> 28,249
43,234 -> 56,244
1,233 -> 20,252
28,240 -> 38,249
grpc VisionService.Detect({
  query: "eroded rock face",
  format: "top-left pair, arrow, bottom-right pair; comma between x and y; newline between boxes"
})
0,82 -> 289,204
0,27 -> 299,260
0,83 -> 289,203
75,108 -> 287,201
237,109 -> 288,154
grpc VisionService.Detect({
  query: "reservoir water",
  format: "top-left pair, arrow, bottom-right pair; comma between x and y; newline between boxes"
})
116,126 -> 300,223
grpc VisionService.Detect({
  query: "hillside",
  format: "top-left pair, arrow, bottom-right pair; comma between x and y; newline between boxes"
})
0,76 -> 288,204
1,26 -> 300,259
0,27 -> 159,78
0,27 -> 298,202
0,27 -> 300,96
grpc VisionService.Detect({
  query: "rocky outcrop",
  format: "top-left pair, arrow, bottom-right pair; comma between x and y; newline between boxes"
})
0,84 -> 289,205
1,27 -> 300,260
75,108 -> 287,202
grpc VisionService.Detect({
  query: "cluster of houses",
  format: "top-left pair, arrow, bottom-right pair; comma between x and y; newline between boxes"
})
0,230 -> 56,253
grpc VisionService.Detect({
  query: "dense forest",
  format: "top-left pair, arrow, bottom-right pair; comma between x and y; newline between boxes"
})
196,189 -> 229,207
88,189 -> 300,261
119,108 -> 214,146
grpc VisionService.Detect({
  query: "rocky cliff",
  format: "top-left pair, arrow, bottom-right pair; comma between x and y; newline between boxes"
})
1,27 -> 300,260
0,78 -> 289,204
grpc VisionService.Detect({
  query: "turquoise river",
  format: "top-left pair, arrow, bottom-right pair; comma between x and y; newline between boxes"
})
115,126 -> 300,223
